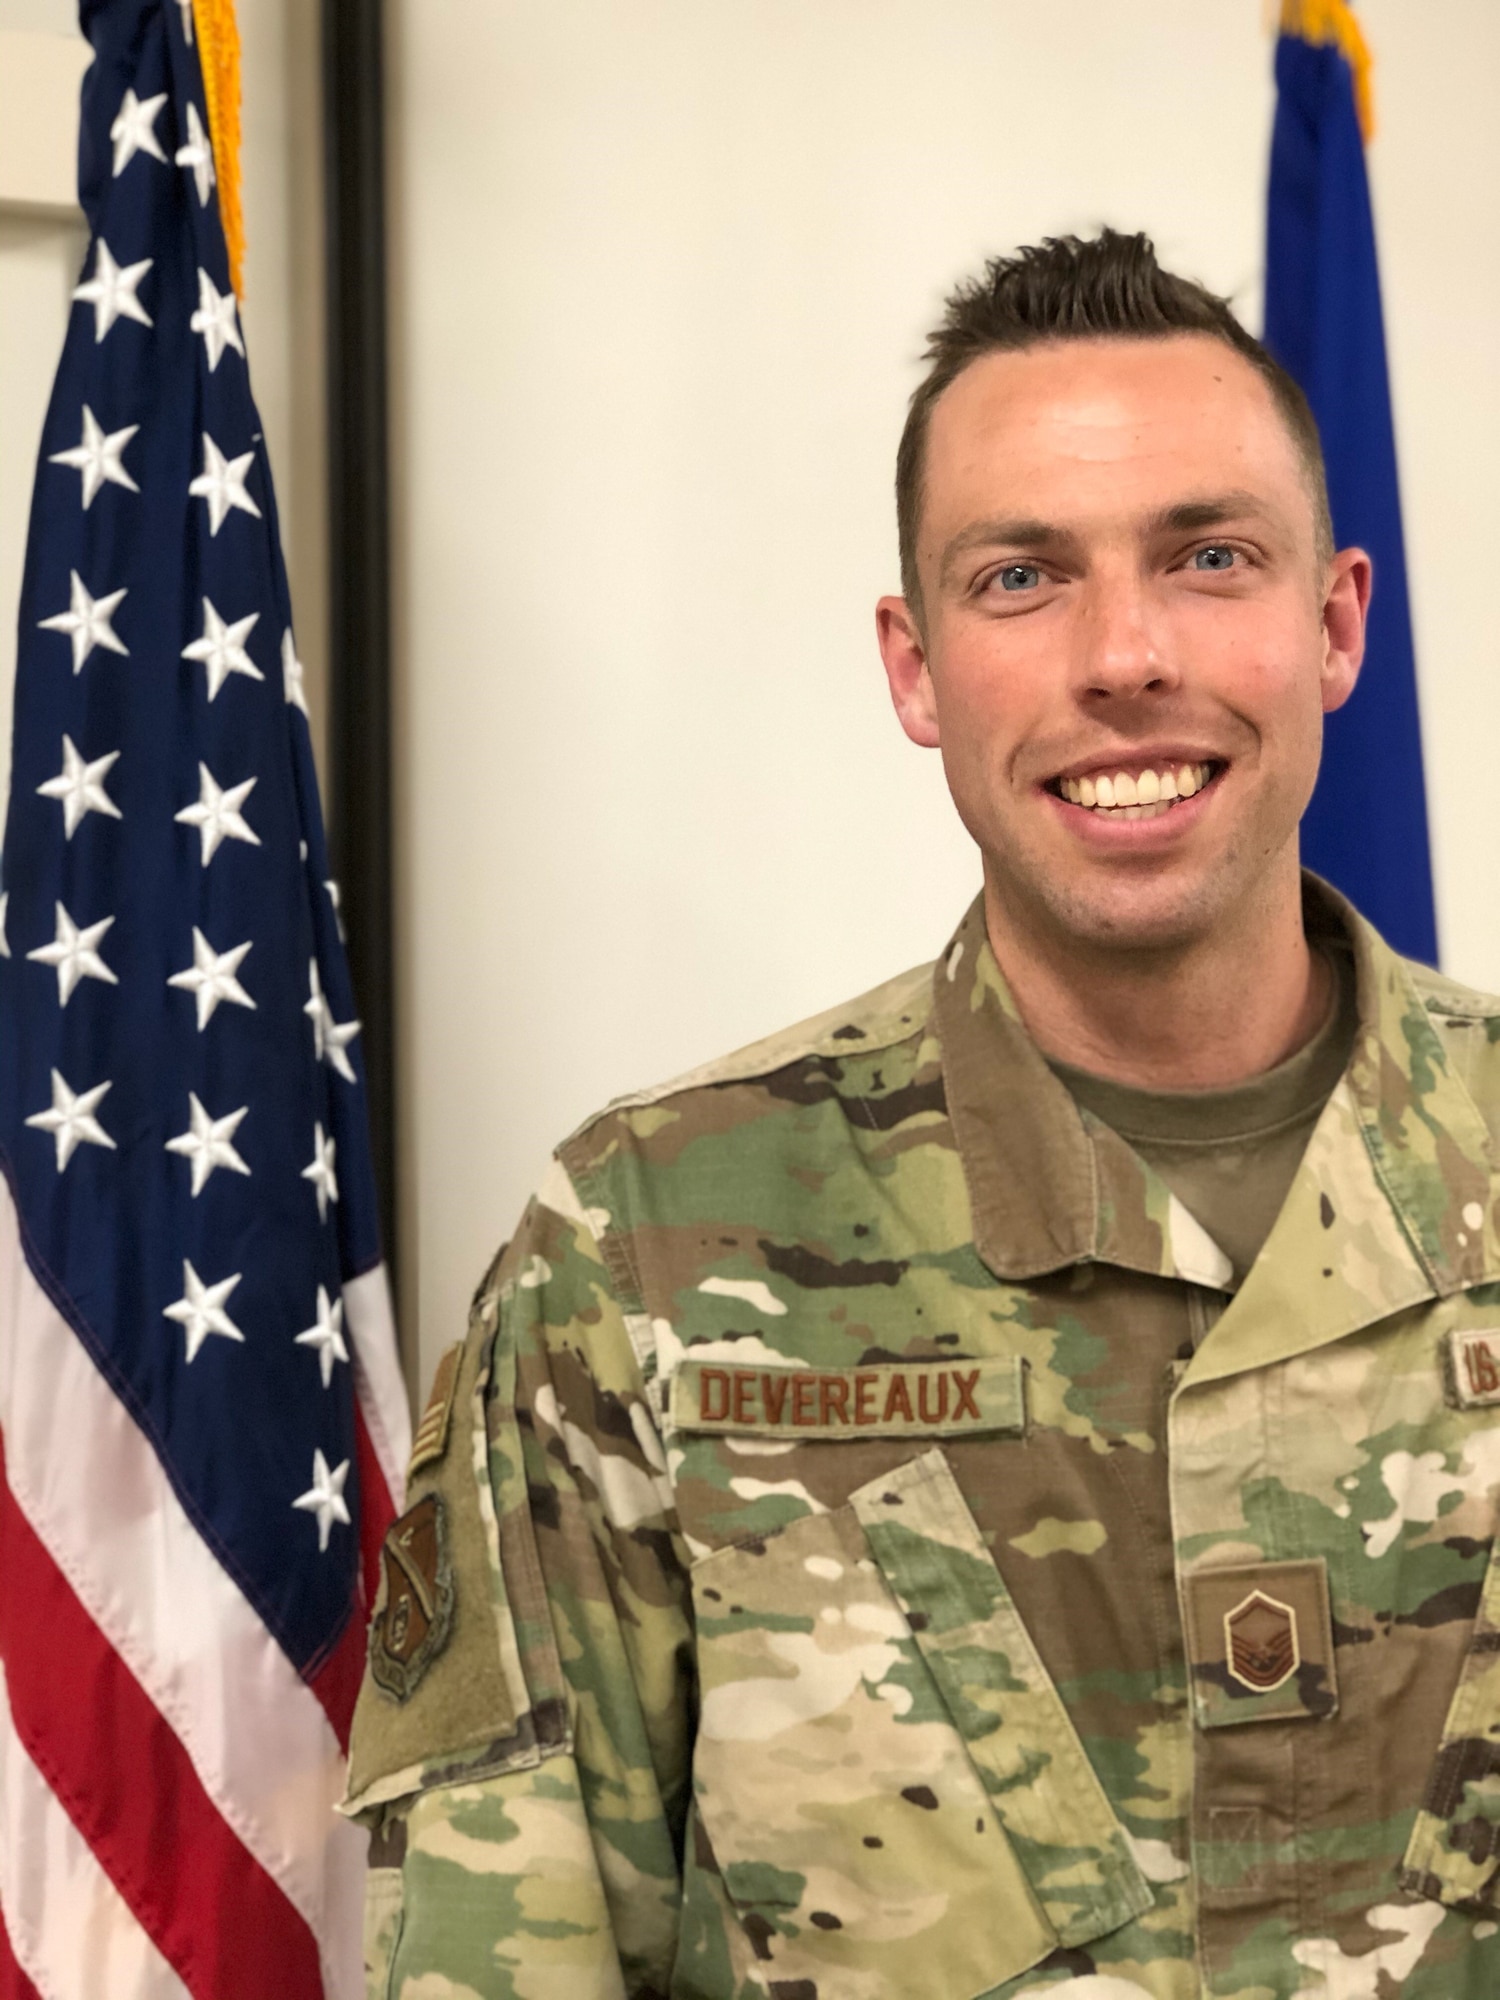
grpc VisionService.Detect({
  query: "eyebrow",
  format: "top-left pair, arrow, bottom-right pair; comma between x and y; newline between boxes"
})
938,518 -> 1074,586
1147,490 -> 1270,536
937,489 -> 1274,588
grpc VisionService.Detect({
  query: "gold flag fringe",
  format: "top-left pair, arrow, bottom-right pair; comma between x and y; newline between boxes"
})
191,0 -> 246,297
1279,0 -> 1375,142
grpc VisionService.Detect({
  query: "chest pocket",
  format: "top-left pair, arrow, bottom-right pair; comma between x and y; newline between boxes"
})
684,1428 -> 1152,2000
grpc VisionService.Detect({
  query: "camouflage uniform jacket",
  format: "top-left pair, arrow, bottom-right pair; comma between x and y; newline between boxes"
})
346,881 -> 1500,1999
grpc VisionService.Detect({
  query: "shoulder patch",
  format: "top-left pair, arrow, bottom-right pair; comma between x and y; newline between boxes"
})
344,1301 -> 557,1818
369,1493 -> 456,1701
408,1341 -> 462,1476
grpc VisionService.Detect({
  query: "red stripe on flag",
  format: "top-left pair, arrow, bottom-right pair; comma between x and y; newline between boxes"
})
355,1401 -> 395,1621
0,1438 -> 324,2000
307,1609 -> 366,1760
0,1905 -> 41,2000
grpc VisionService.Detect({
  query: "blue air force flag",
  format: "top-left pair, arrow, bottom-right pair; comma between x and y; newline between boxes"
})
1264,0 -> 1438,964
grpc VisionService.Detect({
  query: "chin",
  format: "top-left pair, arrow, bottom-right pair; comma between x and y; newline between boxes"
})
1006,869 -> 1226,959
1063,900 -> 1217,955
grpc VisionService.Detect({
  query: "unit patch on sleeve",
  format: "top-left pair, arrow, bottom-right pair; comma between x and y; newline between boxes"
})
369,1493 -> 455,1702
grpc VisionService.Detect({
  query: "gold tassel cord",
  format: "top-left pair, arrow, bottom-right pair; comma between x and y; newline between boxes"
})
191,0 -> 246,297
1279,0 -> 1376,142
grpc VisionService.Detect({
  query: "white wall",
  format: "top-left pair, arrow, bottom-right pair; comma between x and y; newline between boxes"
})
0,12 -> 90,827
388,0 -> 1500,1396
1373,10 -> 1500,998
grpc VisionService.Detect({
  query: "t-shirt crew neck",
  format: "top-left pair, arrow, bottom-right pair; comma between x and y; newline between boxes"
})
1046,947 -> 1359,1288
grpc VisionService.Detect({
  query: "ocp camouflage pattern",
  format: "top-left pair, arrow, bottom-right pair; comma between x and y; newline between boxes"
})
345,880 -> 1500,1997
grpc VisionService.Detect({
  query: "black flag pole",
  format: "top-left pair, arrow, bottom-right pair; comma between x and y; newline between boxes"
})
321,0 -> 400,1362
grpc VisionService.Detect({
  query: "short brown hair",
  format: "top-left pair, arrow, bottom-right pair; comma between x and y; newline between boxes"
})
895,228 -> 1332,619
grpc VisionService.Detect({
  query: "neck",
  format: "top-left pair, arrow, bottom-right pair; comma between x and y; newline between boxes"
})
982,862 -> 1329,1091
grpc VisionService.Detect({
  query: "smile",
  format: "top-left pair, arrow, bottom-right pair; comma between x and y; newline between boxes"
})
1048,760 -> 1221,821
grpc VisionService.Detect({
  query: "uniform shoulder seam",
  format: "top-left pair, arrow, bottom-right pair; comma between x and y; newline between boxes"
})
1408,960 -> 1500,1021
561,956 -> 936,1140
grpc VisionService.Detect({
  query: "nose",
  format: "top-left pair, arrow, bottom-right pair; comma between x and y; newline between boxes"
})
1074,571 -> 1178,704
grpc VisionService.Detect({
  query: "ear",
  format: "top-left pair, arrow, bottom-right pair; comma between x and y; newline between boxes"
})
1320,547 -> 1372,715
876,596 -> 941,748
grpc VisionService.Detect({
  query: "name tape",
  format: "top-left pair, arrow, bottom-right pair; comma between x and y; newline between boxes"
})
1449,1327 -> 1500,1409
670,1354 -> 1025,1438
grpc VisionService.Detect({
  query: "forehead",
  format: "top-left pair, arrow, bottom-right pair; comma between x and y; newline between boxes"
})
922,334 -> 1308,533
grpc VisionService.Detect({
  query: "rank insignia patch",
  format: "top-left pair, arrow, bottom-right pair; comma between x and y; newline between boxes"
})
369,1494 -> 454,1702
408,1340 -> 463,1476
1224,1589 -> 1299,1693
1183,1557 -> 1336,1728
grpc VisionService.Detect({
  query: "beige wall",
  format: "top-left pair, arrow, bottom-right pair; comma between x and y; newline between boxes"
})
388,0 -> 1500,1395
0,14 -> 91,825
235,0 -> 329,783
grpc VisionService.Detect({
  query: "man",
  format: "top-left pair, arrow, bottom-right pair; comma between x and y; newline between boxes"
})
346,231 -> 1500,1998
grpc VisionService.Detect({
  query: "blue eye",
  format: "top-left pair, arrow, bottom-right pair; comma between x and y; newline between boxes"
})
1193,546 -> 1236,571
996,564 -> 1042,592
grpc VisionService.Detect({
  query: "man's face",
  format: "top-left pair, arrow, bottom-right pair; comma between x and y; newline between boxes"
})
877,334 -> 1368,957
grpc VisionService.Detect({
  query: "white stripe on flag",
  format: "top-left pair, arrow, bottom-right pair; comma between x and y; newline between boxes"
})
0,1660 -> 192,2000
343,1262 -> 410,1511
0,1181 -> 366,2000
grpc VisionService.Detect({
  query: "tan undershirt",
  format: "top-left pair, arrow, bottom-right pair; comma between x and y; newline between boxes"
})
1047,947 -> 1359,1288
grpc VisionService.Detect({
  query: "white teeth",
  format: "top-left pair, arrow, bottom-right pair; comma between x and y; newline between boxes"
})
1061,760 -> 1213,817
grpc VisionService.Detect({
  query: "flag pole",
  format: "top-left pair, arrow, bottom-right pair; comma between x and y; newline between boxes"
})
321,0 -> 399,1355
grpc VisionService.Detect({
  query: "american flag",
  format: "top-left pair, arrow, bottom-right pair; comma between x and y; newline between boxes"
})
0,3 -> 410,1995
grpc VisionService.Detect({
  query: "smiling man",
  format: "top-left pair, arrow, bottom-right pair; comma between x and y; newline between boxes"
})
346,233 -> 1500,1999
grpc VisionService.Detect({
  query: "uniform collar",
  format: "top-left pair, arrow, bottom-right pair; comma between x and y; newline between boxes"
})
933,878 -> 1500,1334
